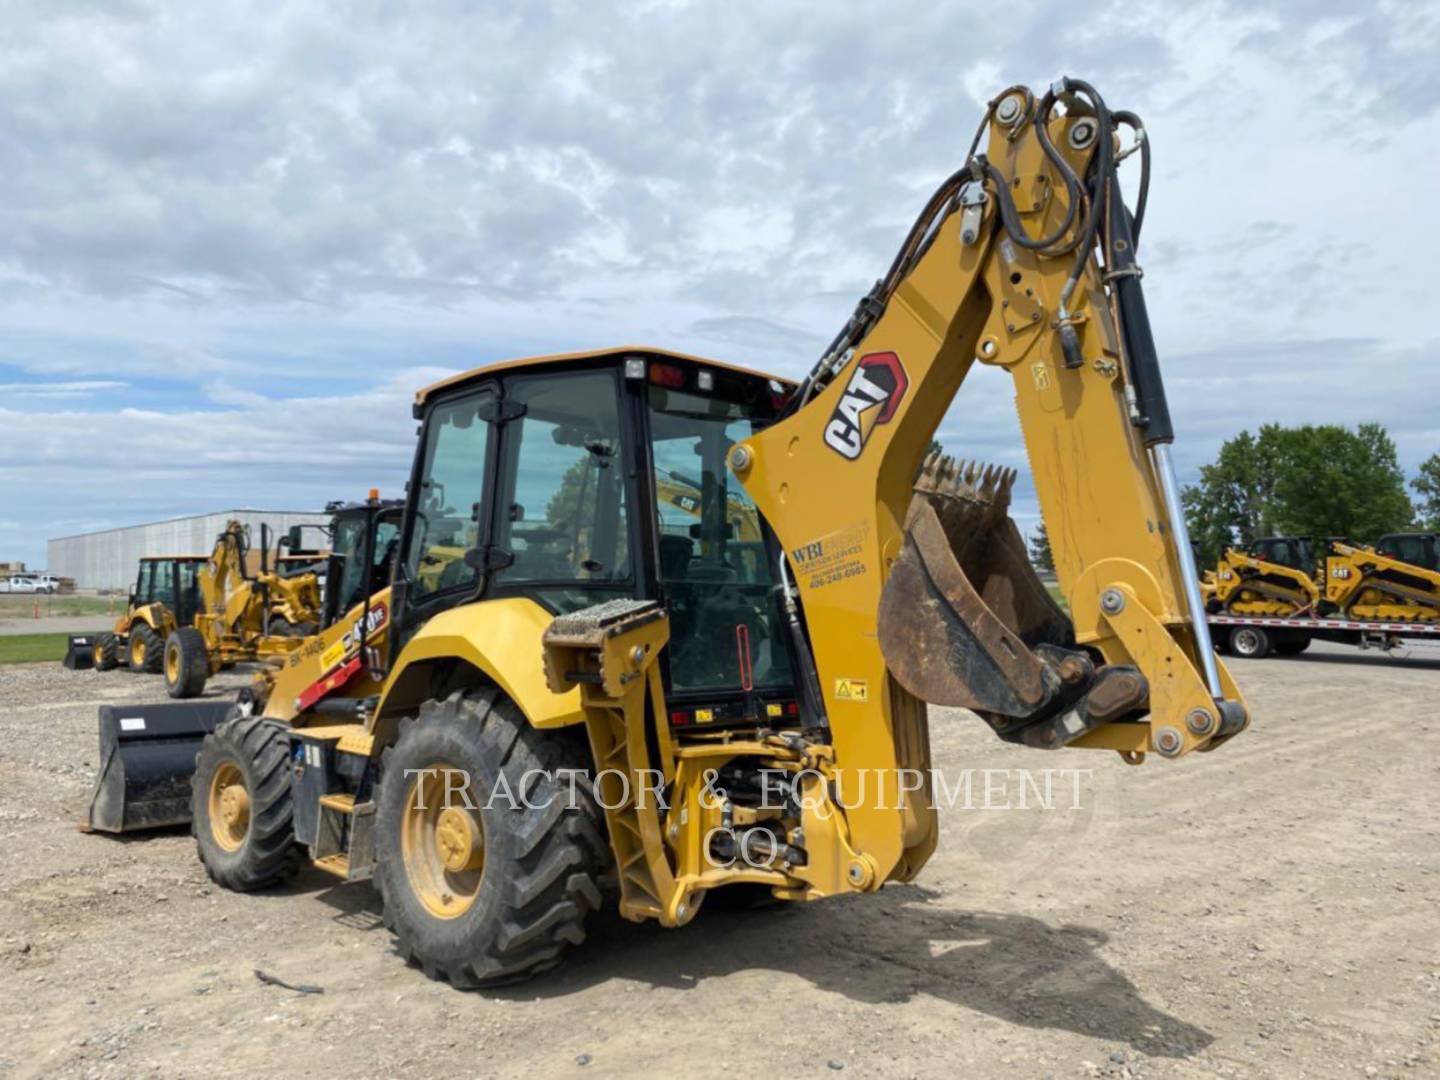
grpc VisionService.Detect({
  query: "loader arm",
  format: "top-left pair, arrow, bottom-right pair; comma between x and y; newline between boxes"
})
732,79 -> 1247,877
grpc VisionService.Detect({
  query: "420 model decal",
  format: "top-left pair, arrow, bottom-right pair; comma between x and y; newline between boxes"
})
823,351 -> 909,459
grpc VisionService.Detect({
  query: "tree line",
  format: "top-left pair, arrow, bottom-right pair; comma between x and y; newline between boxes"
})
1026,423 -> 1439,570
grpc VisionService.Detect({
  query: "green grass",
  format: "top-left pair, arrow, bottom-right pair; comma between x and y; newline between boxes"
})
0,632 -> 74,664
0,595 -> 116,617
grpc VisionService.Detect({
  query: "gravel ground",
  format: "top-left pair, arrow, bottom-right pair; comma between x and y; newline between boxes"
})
1,642 -> 1437,1078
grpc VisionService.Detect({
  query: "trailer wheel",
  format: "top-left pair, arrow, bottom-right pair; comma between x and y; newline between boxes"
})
1274,634 -> 1311,656
128,621 -> 164,673
192,714 -> 300,891
165,628 -> 209,698
93,632 -> 120,671
373,690 -> 607,988
1228,626 -> 1271,658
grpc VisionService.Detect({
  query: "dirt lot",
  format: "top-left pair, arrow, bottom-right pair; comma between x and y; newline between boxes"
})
2,643 -> 1438,1079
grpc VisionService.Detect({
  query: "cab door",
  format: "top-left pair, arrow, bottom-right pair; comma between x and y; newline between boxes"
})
392,384 -> 499,651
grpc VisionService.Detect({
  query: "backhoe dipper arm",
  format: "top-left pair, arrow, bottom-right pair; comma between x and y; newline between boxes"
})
731,79 -> 1248,880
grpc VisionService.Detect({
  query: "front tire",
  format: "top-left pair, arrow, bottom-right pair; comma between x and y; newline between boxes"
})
1228,626 -> 1271,658
373,689 -> 607,988
165,627 -> 209,698
93,632 -> 120,671
128,621 -> 164,673
191,714 -> 300,891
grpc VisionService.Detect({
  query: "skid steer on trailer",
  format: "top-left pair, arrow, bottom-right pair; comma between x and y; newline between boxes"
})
1321,534 -> 1440,622
107,79 -> 1248,986
1205,537 -> 1321,619
85,496 -> 402,833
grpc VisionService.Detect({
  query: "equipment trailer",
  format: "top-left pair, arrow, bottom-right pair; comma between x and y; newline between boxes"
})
1208,613 -> 1440,658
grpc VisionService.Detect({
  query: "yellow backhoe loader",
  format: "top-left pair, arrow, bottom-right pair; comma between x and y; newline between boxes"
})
162,520 -> 323,699
64,555 -> 206,672
86,496 -> 402,833
1321,534 -> 1440,622
105,79 -> 1248,987
1205,537 -> 1321,617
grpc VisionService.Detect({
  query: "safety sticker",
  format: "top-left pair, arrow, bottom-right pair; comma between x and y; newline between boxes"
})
119,717 -> 146,732
834,678 -> 868,702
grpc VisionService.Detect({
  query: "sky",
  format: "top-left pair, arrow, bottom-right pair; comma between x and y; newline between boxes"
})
3,0 -> 1439,569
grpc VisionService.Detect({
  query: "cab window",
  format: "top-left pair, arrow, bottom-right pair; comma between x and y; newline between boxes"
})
405,394 -> 494,600
492,371 -> 630,585
648,384 -> 791,695
150,560 -> 178,613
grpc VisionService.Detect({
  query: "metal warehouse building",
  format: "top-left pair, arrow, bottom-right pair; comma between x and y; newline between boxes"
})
47,510 -> 332,591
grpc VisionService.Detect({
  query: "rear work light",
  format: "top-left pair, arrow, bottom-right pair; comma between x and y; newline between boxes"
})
648,363 -> 686,389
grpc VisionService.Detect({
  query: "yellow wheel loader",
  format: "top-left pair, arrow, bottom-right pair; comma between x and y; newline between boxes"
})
1321,534 -> 1440,622
65,556 -> 206,672
109,80 -> 1249,987
1205,537 -> 1321,618
162,520 -> 323,699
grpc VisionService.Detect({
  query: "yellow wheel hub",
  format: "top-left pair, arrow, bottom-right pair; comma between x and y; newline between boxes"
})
401,765 -> 485,919
131,637 -> 146,665
208,762 -> 250,852
165,645 -> 178,681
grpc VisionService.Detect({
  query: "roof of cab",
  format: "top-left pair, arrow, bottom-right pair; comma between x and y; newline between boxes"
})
414,345 -> 795,408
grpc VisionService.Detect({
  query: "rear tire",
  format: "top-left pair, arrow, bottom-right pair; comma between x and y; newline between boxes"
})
192,714 -> 301,891
165,627 -> 209,698
373,689 -> 607,988
1228,626 -> 1271,658
93,632 -> 120,671
128,621 -> 164,673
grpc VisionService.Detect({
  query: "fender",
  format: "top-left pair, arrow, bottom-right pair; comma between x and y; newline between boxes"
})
374,597 -> 585,736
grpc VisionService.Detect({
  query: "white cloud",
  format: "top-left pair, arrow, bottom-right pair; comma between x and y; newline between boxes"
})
1,0 -> 1438,568
0,379 -> 126,398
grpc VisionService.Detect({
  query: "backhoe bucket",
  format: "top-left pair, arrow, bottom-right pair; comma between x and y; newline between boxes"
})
879,455 -> 1146,746
63,634 -> 97,670
86,701 -> 234,833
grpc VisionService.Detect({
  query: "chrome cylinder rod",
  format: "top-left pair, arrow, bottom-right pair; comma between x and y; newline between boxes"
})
1152,441 -> 1224,699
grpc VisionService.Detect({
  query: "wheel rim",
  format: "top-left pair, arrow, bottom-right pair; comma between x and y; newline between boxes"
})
93,641 -> 104,664
130,635 -> 146,666
400,762 -> 485,920
1235,630 -> 1259,655
208,762 -> 250,852
165,642 -> 179,682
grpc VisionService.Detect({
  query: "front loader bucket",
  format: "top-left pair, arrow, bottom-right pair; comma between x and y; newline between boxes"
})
86,701 -> 234,833
63,634 -> 96,670
879,455 -> 1147,747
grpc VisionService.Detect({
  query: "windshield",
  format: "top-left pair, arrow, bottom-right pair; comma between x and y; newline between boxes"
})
648,384 -> 791,696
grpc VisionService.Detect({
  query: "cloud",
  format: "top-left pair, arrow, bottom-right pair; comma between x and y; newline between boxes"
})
1,0 -> 1438,568
0,379 -> 126,398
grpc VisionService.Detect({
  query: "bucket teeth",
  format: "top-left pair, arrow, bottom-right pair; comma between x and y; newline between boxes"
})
915,453 -> 1016,509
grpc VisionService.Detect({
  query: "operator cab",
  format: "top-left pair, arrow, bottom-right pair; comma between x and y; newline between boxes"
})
132,556 -> 204,627
322,499 -> 405,628
392,348 -> 798,727
1376,533 -> 1440,572
1251,536 -> 1314,573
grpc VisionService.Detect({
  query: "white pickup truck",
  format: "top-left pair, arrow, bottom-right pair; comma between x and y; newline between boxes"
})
0,574 -> 60,593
